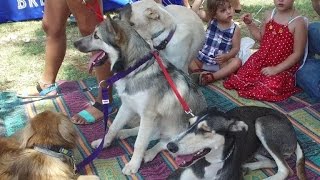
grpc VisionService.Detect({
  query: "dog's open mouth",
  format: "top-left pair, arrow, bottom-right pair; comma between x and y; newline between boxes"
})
88,51 -> 109,72
175,148 -> 211,168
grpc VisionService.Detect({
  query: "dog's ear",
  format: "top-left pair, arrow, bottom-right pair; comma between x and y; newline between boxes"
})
58,115 -> 78,148
144,8 -> 160,20
106,18 -> 126,44
19,124 -> 35,148
105,18 -> 116,34
199,121 -> 211,132
228,120 -> 248,132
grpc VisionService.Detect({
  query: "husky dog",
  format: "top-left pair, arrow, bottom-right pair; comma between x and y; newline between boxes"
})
73,18 -> 207,175
119,0 -> 205,72
167,106 -> 306,180
0,111 -> 99,180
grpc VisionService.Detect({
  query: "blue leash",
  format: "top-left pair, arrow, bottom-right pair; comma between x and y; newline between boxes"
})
75,52 -> 154,172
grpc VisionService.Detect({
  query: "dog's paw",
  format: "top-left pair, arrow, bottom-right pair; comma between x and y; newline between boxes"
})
229,121 -> 248,132
91,139 -> 103,149
144,149 -> 158,163
122,161 -> 140,175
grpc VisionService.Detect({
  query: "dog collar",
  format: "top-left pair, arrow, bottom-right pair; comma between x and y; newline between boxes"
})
153,25 -> 176,50
222,143 -> 234,162
34,146 -> 76,172
151,28 -> 165,40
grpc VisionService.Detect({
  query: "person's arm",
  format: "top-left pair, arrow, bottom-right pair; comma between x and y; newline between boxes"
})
215,26 -> 241,64
191,0 -> 209,22
261,18 -> 307,76
183,0 -> 191,8
312,0 -> 320,16
242,11 -> 270,42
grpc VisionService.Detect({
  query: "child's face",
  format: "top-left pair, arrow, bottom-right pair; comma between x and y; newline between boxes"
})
214,2 -> 234,23
274,0 -> 294,11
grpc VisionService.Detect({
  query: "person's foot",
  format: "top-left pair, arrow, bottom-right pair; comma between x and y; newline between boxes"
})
190,71 -> 216,85
71,102 -> 117,125
17,82 -> 58,98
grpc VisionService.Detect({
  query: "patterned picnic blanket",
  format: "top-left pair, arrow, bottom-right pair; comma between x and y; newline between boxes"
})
0,78 -> 319,179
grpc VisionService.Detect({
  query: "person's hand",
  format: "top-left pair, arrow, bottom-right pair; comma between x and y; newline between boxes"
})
261,66 -> 279,76
241,13 -> 253,25
215,54 -> 229,64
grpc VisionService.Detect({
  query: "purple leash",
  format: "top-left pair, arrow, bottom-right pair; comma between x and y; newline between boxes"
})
76,52 -> 154,172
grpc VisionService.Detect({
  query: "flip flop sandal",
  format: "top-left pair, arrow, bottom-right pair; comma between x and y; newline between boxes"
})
199,72 -> 215,85
73,102 -> 117,125
17,82 -> 59,98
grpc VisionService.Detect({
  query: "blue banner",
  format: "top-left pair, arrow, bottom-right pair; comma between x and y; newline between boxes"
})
0,0 -> 182,23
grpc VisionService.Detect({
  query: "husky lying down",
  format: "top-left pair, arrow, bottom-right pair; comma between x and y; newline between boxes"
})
167,106 -> 306,180
73,19 -> 207,175
119,0 -> 205,72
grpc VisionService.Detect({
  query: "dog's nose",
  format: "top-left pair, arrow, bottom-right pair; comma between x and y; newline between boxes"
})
167,142 -> 179,153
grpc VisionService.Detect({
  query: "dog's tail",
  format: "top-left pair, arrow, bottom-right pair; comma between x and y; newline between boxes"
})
296,142 -> 306,180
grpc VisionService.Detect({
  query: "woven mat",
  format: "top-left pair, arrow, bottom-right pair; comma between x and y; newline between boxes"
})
1,78 -> 319,179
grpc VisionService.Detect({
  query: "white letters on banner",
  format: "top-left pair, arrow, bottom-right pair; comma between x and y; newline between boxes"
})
17,0 -> 44,10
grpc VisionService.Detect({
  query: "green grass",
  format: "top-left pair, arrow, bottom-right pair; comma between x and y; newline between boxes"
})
0,0 -> 317,91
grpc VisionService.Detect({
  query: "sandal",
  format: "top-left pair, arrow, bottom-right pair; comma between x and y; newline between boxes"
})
17,82 -> 59,98
190,71 -> 215,86
71,102 -> 117,125
199,72 -> 215,85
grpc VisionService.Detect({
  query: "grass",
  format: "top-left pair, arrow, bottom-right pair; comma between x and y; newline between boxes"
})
0,0 -> 317,92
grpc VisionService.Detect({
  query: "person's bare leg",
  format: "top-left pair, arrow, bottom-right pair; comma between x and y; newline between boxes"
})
210,58 -> 242,81
183,0 -> 190,8
69,0 -> 114,124
41,0 -> 70,85
17,0 -> 70,97
232,0 -> 241,12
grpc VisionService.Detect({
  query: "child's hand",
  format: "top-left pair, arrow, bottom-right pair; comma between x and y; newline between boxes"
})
215,54 -> 229,64
241,13 -> 253,25
261,67 -> 279,76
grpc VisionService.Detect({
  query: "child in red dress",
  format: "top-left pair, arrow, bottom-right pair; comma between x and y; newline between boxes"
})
224,0 -> 307,102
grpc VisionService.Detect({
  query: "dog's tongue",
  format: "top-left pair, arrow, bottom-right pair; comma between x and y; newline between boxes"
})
175,154 -> 194,167
88,51 -> 106,73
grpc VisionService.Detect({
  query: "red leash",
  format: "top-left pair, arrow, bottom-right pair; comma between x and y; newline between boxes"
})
152,51 -> 195,117
82,0 -> 104,22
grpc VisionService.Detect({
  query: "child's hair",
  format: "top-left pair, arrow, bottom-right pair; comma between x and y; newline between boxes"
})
206,0 -> 231,19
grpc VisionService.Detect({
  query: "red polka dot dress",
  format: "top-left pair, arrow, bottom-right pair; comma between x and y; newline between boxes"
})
224,12 -> 302,102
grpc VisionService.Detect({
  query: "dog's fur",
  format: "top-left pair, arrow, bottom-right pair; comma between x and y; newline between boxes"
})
119,0 -> 205,72
0,111 -> 99,180
167,106 -> 306,180
74,18 -> 207,175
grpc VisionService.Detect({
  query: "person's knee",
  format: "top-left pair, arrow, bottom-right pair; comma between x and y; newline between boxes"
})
78,25 -> 95,36
297,59 -> 320,99
42,19 -> 66,38
234,58 -> 242,69
308,22 -> 320,54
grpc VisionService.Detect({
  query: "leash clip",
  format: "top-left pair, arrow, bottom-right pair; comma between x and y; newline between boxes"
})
185,109 -> 195,117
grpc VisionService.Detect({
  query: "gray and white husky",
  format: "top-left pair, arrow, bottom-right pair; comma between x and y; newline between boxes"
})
167,106 -> 306,180
74,19 -> 207,175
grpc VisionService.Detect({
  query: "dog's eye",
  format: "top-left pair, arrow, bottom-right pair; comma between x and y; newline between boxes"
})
129,22 -> 135,26
94,33 -> 99,39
